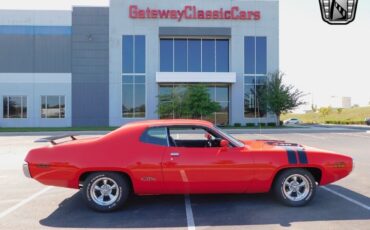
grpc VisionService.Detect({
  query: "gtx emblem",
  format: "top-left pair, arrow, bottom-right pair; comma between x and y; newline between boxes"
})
141,176 -> 156,182
319,0 -> 359,25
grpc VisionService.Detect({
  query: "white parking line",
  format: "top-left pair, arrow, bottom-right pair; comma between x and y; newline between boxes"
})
184,195 -> 195,230
0,187 -> 52,219
322,186 -> 370,211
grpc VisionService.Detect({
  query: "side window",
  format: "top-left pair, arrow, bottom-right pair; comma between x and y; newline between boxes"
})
169,127 -> 210,141
140,127 -> 168,146
168,126 -> 222,148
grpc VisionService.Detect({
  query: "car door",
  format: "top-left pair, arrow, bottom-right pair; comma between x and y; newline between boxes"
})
162,126 -> 254,194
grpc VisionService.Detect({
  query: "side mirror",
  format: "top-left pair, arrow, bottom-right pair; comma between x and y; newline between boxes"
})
220,139 -> 229,151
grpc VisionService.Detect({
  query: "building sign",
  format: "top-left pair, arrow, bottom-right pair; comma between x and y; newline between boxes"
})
129,5 -> 261,21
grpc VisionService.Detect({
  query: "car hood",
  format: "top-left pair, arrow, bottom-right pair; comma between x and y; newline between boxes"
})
241,139 -> 336,154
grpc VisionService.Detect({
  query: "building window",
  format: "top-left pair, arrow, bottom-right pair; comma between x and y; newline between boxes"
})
207,84 -> 229,125
244,76 -> 267,118
160,38 -> 229,72
244,37 -> 267,75
41,96 -> 65,118
122,35 -> 146,118
202,39 -> 216,72
3,96 -> 27,118
158,84 -> 229,125
244,36 -> 267,118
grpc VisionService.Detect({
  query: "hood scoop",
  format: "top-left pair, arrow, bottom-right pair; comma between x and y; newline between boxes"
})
261,140 -> 304,148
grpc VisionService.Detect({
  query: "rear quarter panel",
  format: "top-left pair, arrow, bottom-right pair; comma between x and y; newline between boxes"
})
26,126 -> 150,190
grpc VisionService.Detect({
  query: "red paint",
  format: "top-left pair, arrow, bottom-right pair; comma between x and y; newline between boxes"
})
129,5 -> 261,22
25,119 -> 353,195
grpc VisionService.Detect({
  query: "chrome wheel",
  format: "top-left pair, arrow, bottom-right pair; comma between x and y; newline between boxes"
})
90,177 -> 119,206
283,174 -> 309,201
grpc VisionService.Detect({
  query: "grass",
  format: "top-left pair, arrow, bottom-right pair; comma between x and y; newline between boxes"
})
281,106 -> 370,124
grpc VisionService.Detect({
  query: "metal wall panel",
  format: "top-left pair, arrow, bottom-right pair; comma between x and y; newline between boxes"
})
71,7 -> 109,127
0,33 -> 71,73
0,35 -> 34,72
34,35 -> 71,72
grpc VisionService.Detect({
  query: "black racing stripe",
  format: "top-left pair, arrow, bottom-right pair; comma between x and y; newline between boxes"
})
286,148 -> 298,164
297,149 -> 308,164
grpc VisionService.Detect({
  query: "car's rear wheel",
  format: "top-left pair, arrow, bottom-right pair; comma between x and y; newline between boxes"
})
274,168 -> 316,207
82,172 -> 130,212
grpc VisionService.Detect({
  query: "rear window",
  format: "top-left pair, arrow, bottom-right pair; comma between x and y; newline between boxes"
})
140,127 -> 168,146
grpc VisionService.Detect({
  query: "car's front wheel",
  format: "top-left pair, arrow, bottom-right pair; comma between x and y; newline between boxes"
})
82,172 -> 130,212
273,168 -> 316,207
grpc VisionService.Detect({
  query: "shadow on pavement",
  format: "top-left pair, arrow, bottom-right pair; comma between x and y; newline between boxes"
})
40,185 -> 370,228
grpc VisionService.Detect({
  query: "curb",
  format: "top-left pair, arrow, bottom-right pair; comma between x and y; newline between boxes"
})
317,124 -> 370,131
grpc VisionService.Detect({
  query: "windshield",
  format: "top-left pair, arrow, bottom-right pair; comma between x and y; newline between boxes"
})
213,126 -> 244,147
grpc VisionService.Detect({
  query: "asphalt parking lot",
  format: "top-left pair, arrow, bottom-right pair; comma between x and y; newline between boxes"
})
0,126 -> 370,229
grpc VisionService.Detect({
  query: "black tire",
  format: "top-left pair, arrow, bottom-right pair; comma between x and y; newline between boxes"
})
82,172 -> 130,212
273,168 -> 316,207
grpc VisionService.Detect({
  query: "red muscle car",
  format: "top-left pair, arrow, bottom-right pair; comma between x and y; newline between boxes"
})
23,119 -> 353,212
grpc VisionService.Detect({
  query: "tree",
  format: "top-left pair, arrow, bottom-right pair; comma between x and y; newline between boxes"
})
259,72 -> 305,126
157,85 -> 221,120
319,107 -> 332,117
337,108 -> 343,114
157,87 -> 188,118
184,85 -> 221,119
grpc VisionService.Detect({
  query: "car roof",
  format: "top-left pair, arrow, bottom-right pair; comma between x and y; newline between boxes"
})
122,119 -> 214,128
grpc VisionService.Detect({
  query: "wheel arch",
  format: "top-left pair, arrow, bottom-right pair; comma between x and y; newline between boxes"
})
270,166 -> 323,191
78,170 -> 134,193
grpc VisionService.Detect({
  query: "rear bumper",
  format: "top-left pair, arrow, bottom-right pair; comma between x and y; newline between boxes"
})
23,162 -> 31,178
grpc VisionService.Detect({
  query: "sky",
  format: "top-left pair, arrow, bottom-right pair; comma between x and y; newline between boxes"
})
0,0 -> 369,111
280,0 -> 370,111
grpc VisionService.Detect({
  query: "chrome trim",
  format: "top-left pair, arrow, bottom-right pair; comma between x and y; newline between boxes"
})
170,152 -> 180,157
283,174 -> 310,202
22,162 -> 31,178
90,177 -> 119,206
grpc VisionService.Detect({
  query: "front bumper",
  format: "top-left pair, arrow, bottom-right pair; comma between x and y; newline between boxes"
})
23,162 -> 31,178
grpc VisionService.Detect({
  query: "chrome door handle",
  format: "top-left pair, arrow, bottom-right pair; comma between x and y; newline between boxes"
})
170,152 -> 180,157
